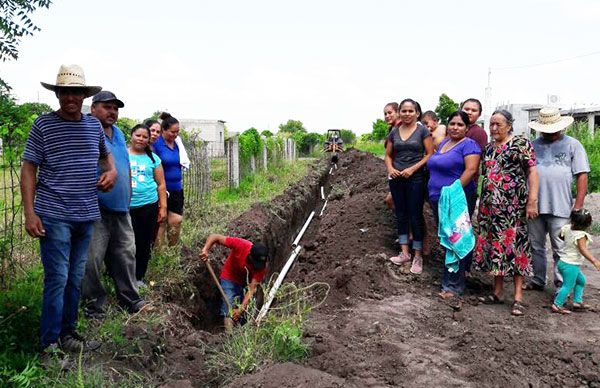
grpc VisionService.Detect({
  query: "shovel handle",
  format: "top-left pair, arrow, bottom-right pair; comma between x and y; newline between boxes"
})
205,260 -> 232,312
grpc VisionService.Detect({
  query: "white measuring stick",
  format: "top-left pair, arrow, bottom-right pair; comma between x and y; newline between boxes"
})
292,211 -> 315,247
320,186 -> 325,200
319,199 -> 328,216
256,245 -> 302,323
329,167 -> 333,175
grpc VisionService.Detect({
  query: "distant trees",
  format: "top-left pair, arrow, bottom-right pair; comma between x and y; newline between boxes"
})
371,119 -> 389,141
278,119 -> 306,134
434,93 -> 459,125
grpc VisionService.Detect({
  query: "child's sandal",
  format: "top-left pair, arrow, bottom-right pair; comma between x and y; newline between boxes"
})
511,301 -> 525,316
551,304 -> 572,315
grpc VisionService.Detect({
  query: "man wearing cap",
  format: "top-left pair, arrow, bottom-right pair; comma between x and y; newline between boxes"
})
525,107 -> 590,291
81,91 -> 145,317
200,234 -> 269,330
21,65 -> 116,353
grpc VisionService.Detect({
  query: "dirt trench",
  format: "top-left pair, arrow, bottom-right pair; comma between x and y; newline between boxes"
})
157,150 -> 600,387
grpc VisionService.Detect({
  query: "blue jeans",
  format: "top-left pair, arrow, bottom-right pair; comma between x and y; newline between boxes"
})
219,279 -> 244,317
431,191 -> 476,295
528,215 -> 568,288
389,175 -> 425,250
39,217 -> 95,347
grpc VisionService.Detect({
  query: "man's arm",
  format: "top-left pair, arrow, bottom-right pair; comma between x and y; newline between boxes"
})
200,234 -> 228,261
21,161 -> 45,237
232,279 -> 259,321
97,153 -> 117,192
573,173 -> 588,210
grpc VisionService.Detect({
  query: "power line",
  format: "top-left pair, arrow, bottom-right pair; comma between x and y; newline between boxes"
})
494,49 -> 600,70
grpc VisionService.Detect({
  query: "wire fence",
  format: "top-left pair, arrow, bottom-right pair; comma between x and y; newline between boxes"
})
0,136 -> 296,286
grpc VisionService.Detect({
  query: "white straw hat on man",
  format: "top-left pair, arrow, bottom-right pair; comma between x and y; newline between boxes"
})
40,64 -> 102,98
527,107 -> 574,134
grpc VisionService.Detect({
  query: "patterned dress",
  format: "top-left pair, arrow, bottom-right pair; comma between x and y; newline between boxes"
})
474,136 -> 536,276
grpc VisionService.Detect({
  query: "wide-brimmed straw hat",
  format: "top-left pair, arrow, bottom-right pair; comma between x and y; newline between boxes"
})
527,107 -> 574,134
40,64 -> 102,98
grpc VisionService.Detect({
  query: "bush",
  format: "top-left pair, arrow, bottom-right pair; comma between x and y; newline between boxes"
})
566,122 -> 600,192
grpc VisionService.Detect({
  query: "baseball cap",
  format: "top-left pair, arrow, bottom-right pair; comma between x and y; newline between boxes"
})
92,90 -> 124,108
249,243 -> 268,269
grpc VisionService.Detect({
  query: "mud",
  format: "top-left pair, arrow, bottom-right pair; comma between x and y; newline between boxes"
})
115,149 -> 600,387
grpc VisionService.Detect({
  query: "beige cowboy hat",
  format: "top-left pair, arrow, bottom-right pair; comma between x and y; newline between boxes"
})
527,107 -> 574,134
40,64 -> 102,98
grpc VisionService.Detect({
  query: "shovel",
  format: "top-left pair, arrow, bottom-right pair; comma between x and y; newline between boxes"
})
204,259 -> 232,313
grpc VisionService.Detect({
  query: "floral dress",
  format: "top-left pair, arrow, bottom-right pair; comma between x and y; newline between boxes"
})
474,136 -> 536,276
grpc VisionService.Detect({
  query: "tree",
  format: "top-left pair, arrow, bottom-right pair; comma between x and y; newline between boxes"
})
116,117 -> 138,142
261,130 -> 273,138
294,132 -> 323,155
339,129 -> 356,145
434,93 -> 459,125
0,0 -> 53,90
278,119 -> 306,134
371,119 -> 389,141
19,102 -> 52,116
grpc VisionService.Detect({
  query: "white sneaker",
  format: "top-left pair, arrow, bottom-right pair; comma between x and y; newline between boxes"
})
390,252 -> 411,265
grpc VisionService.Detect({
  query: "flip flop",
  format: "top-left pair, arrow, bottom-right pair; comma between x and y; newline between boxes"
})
478,294 -> 503,304
511,301 -> 525,316
572,303 -> 589,312
551,304 -> 572,315
522,282 -> 544,291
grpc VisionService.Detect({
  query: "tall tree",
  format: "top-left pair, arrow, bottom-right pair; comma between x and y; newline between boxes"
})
371,118 -> 389,141
339,129 -> 356,145
434,93 -> 459,125
0,0 -> 52,91
278,119 -> 306,134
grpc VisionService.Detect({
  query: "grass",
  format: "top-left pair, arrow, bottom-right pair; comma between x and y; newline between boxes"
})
353,140 -> 385,157
0,157 -> 315,387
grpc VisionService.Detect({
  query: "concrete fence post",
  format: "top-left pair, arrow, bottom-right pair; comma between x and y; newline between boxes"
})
227,137 -> 240,188
261,136 -> 268,170
250,155 -> 256,173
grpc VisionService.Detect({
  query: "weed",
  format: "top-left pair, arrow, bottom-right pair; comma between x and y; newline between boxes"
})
354,141 -> 385,157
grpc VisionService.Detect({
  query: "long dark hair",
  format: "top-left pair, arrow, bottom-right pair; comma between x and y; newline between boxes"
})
399,98 -> 422,121
447,110 -> 470,127
571,209 -> 592,231
131,124 -> 155,163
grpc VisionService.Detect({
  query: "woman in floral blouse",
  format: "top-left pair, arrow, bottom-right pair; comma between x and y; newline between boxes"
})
474,110 -> 539,316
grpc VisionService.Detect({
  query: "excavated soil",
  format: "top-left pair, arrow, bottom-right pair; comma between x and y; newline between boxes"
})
152,150 -> 600,387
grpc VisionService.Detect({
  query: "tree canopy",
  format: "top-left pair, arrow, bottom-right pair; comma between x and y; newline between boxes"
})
371,118 -> 389,142
278,119 -> 306,134
0,0 -> 52,91
434,93 -> 459,125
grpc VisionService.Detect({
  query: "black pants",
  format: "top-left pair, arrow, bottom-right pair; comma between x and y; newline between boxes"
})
130,201 -> 159,281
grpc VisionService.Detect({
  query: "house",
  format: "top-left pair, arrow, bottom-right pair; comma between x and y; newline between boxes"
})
179,119 -> 226,156
523,106 -> 600,135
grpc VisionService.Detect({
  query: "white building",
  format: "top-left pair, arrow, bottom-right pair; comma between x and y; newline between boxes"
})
494,104 -> 543,138
179,119 -> 226,156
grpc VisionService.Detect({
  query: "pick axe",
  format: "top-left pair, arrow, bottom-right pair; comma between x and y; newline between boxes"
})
203,257 -> 232,313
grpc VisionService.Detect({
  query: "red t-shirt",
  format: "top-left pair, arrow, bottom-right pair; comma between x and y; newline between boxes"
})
466,124 -> 488,152
220,237 -> 267,286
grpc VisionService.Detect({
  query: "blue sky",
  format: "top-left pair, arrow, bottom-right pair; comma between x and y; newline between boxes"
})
2,0 -> 599,134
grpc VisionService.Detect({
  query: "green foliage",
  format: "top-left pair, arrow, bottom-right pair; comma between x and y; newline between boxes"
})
0,0 -> 52,90
116,116 -> 138,143
339,129 -> 356,145
19,102 -> 53,116
278,119 -> 306,134
372,118 -> 389,141
238,127 -> 262,161
0,92 -> 35,164
354,140 -> 386,157
566,122 -> 600,192
434,93 -> 459,125
261,130 -> 273,138
293,132 -> 323,155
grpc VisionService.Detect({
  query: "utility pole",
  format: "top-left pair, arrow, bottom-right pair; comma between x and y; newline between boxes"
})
483,67 -> 492,135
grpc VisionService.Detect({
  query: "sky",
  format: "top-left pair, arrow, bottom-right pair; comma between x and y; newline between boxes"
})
2,0 -> 600,135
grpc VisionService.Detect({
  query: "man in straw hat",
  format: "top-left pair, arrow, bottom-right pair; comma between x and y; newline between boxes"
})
524,107 -> 590,291
21,65 -> 117,356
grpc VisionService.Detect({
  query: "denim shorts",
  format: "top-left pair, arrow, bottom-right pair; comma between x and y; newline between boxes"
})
219,279 -> 244,317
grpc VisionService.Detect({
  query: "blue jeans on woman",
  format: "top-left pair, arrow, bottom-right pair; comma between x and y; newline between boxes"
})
430,191 -> 477,295
389,175 -> 425,251
39,217 -> 95,348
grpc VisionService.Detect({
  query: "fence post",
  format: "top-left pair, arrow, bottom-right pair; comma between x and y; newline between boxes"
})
261,136 -> 268,170
227,137 -> 240,188
251,155 -> 256,173
202,142 -> 211,195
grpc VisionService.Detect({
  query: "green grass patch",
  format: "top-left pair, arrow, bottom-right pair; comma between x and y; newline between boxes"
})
353,140 -> 385,157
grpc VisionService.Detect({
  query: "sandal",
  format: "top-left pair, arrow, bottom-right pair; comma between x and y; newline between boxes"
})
511,301 -> 525,316
572,303 -> 589,312
478,294 -> 503,304
551,304 -> 572,315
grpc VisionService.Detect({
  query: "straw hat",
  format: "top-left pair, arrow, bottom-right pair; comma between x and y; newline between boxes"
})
527,107 -> 574,134
40,64 -> 102,98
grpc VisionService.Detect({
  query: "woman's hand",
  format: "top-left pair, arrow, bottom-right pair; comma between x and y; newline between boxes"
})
399,167 -> 415,178
157,206 -> 167,224
526,200 -> 539,219
388,167 -> 402,178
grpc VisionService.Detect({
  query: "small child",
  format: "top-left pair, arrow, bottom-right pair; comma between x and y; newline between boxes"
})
552,209 -> 600,314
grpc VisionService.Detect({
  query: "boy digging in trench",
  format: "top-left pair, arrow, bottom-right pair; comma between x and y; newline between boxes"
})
200,234 -> 269,330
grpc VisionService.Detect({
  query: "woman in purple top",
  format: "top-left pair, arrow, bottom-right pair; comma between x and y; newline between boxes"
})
385,98 -> 434,274
427,111 -> 481,299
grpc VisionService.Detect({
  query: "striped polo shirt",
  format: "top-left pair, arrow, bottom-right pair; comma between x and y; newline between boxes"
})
22,112 -> 109,222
